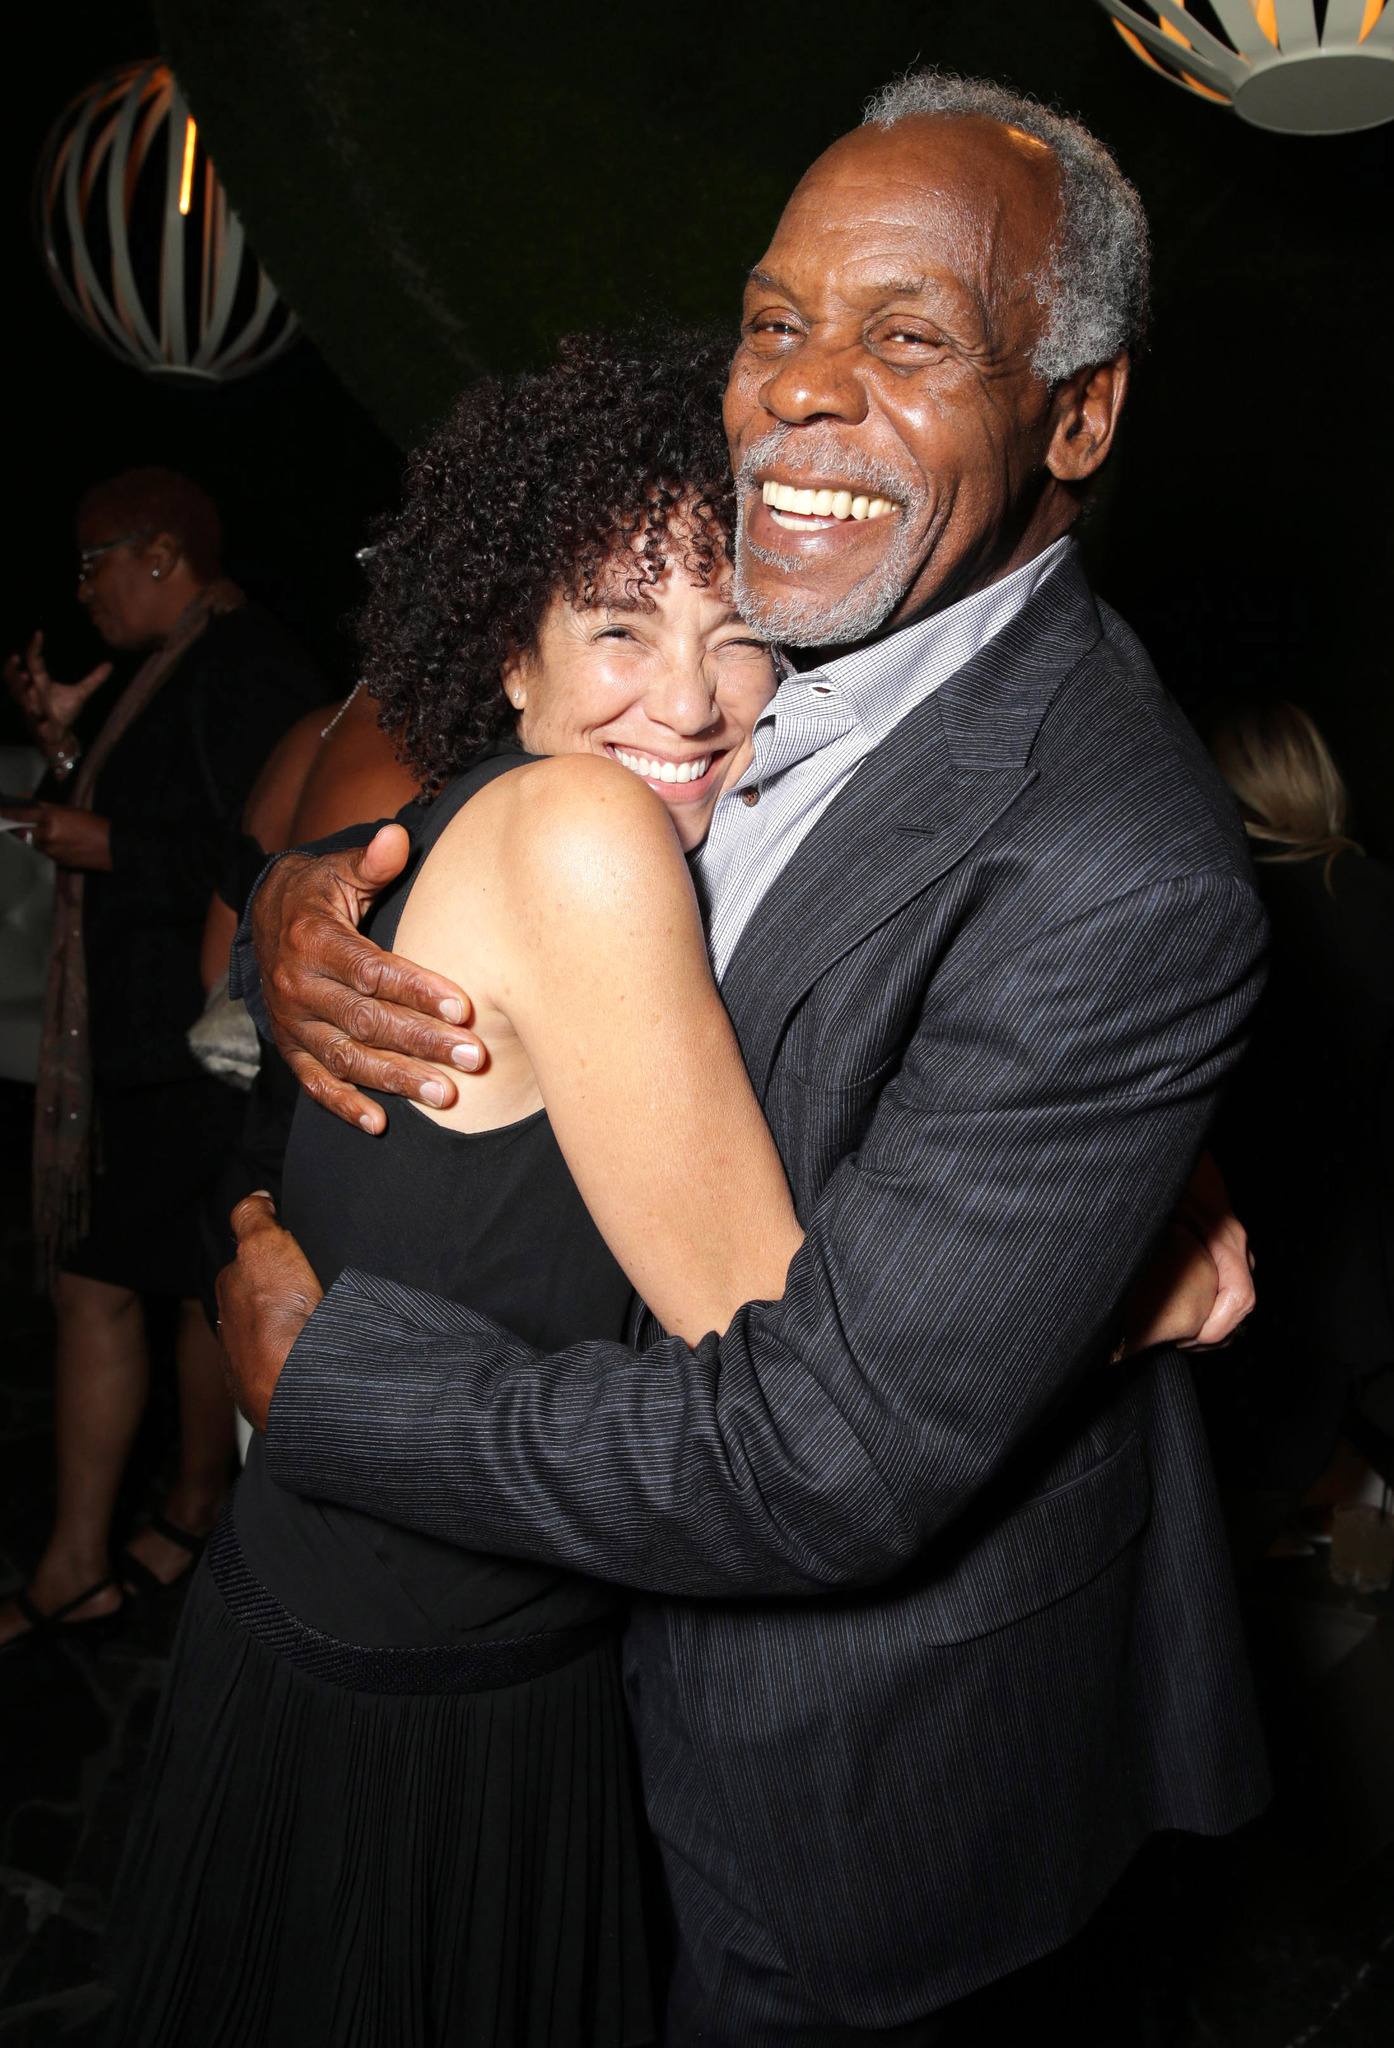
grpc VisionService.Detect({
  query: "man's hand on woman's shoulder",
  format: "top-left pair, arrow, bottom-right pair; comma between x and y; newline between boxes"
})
250,760 -> 687,1134
246,814 -> 1258,1361
252,824 -> 485,1132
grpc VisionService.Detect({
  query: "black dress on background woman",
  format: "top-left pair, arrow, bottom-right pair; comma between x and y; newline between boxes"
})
65,601 -> 323,1295
107,748 -> 653,2048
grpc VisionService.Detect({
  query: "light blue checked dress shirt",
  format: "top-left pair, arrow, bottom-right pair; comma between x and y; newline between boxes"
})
695,536 -> 1072,981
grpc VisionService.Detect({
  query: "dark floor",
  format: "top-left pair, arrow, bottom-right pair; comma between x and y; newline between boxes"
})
2,1072 -> 1394,2044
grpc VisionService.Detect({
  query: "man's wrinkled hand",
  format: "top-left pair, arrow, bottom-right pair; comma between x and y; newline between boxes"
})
253,823 -> 485,1133
216,1194 -> 323,1432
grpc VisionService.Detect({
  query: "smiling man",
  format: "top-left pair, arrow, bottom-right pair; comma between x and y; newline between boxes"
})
729,107 -> 1093,642
219,74 -> 1268,2044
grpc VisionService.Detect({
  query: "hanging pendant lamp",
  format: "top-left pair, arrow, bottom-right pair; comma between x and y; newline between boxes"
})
36,58 -> 298,381
1094,0 -> 1394,133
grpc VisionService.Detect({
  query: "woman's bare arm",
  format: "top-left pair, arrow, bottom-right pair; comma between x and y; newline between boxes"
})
390,757 -> 1239,1355
406,756 -> 802,1344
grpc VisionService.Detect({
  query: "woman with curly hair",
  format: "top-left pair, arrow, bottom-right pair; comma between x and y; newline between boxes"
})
104,332 -> 796,2047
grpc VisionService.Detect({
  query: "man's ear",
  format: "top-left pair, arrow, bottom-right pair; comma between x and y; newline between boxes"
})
1045,352 -> 1130,486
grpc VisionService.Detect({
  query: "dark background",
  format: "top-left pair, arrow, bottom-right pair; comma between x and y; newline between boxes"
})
6,1 -> 1392,840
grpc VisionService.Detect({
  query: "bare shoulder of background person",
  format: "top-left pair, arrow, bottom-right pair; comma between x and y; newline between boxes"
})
242,705 -> 339,854
289,686 -> 420,842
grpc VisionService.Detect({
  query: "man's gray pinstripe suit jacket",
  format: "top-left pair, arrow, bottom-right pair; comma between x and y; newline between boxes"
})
252,555 -> 1272,2024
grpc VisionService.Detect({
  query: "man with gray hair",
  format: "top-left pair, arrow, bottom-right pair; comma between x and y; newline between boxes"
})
221,72 -> 1268,2042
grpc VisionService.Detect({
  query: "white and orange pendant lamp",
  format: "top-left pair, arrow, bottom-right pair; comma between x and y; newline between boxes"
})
36,59 -> 298,381
1094,0 -> 1394,132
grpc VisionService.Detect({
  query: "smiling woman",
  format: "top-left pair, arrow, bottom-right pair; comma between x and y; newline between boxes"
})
496,551 -> 771,847
104,330 -> 798,2048
362,329 -> 745,797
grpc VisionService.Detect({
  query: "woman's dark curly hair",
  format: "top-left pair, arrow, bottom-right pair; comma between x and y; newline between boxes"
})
360,328 -> 738,789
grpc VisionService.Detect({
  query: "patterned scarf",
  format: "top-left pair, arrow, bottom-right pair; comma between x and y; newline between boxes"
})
32,579 -> 245,1284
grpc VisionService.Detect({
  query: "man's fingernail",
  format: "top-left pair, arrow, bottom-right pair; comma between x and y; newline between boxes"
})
359,1113 -> 376,1133
439,997 -> 464,1023
451,1043 -> 481,1071
421,1080 -> 447,1107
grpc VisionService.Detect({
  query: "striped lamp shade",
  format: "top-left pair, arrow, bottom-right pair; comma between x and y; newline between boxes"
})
36,60 -> 298,381
1094,0 -> 1394,132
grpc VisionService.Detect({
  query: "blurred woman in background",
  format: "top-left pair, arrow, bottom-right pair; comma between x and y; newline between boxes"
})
0,470 -> 324,1645
1206,701 -> 1394,1496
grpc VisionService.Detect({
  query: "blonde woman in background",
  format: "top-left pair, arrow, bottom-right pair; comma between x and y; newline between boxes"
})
1210,700 -> 1362,891
1206,701 -> 1394,1501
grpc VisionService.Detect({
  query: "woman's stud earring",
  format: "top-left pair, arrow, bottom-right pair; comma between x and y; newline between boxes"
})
151,568 -> 161,580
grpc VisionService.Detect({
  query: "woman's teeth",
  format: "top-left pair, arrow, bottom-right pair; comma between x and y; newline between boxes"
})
761,481 -> 896,523
614,749 -> 711,785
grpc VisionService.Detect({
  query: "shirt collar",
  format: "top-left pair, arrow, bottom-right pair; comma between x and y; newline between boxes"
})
734,535 -> 1074,791
786,535 -> 1072,719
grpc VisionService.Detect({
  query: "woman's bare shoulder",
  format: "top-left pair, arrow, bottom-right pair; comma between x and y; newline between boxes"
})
475,753 -> 688,901
411,752 -> 688,930
498,751 -> 666,821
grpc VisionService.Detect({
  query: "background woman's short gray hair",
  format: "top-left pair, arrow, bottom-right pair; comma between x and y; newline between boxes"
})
863,70 -> 1151,386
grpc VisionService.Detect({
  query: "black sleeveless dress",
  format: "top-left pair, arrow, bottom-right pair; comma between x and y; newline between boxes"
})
105,747 -> 654,2047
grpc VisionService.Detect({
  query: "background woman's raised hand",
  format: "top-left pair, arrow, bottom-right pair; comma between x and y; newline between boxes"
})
4,629 -> 113,762
1,630 -> 118,864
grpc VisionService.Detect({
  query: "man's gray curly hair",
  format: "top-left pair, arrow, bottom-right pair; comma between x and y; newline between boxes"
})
863,70 -> 1150,385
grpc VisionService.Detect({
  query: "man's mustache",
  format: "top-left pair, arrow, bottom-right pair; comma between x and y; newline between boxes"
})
735,427 -> 918,508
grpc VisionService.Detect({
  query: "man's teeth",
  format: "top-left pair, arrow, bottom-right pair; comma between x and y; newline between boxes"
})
761,481 -> 896,521
614,749 -> 710,785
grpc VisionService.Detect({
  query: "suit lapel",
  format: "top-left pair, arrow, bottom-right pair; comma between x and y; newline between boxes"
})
721,558 -> 1103,1100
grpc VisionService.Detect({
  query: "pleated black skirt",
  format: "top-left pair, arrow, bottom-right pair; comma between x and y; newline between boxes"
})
105,1553 -> 655,2047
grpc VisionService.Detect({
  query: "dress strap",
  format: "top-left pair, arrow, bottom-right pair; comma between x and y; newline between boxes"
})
368,741 -> 535,952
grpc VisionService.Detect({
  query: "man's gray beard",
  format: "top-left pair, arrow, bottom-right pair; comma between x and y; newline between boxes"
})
730,428 -> 926,649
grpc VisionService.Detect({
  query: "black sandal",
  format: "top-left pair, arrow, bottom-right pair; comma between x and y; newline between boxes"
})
118,1513 -> 208,1598
4,1577 -> 126,1652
